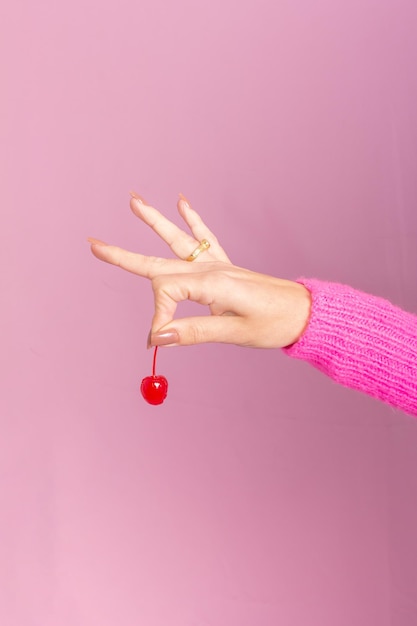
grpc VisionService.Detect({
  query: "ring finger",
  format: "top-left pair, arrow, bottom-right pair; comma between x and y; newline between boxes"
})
130,194 -> 199,259
129,192 -> 229,263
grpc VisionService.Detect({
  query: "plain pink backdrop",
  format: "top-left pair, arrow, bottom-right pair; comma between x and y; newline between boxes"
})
1,0 -> 417,624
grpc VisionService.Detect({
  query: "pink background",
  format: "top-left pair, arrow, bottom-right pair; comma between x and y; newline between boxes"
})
1,0 -> 417,624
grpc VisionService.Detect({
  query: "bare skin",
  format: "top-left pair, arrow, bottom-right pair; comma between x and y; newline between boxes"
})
89,193 -> 312,349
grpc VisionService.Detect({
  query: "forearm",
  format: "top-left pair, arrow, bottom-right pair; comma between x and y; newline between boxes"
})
284,279 -> 417,417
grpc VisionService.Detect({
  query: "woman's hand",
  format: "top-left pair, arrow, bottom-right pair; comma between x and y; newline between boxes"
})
89,193 -> 311,349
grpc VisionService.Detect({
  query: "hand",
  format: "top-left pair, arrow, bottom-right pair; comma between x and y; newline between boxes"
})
88,193 -> 311,349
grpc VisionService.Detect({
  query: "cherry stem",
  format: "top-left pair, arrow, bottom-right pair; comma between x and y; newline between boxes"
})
152,346 -> 158,377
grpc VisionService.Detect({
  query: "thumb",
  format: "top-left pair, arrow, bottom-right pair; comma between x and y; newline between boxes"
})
150,315 -> 247,347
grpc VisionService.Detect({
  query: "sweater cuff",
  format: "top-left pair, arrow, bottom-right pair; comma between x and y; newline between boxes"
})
283,278 -> 417,416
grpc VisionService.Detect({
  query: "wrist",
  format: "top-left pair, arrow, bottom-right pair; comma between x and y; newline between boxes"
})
285,283 -> 312,347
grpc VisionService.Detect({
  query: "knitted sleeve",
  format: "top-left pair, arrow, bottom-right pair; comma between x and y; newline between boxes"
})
283,279 -> 417,417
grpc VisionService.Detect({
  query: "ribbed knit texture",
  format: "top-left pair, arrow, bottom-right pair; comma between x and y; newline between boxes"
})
284,279 -> 417,417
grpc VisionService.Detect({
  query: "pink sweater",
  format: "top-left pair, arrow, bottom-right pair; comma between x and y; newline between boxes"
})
284,279 -> 417,417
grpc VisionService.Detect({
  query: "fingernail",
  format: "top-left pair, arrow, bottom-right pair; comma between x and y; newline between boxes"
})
147,330 -> 152,349
178,192 -> 190,209
87,237 -> 109,246
130,190 -> 146,203
150,329 -> 180,347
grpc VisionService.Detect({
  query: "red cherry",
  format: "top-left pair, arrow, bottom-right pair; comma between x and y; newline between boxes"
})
140,375 -> 168,405
141,346 -> 168,405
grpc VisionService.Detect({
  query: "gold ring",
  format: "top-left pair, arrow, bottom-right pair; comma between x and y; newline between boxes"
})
186,239 -> 210,262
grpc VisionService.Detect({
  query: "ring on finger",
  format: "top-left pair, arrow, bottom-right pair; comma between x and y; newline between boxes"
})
185,239 -> 210,262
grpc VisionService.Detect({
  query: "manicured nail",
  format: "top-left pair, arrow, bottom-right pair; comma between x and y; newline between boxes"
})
178,192 -> 190,209
150,329 -> 180,347
130,190 -> 146,203
87,237 -> 109,246
147,330 -> 152,349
